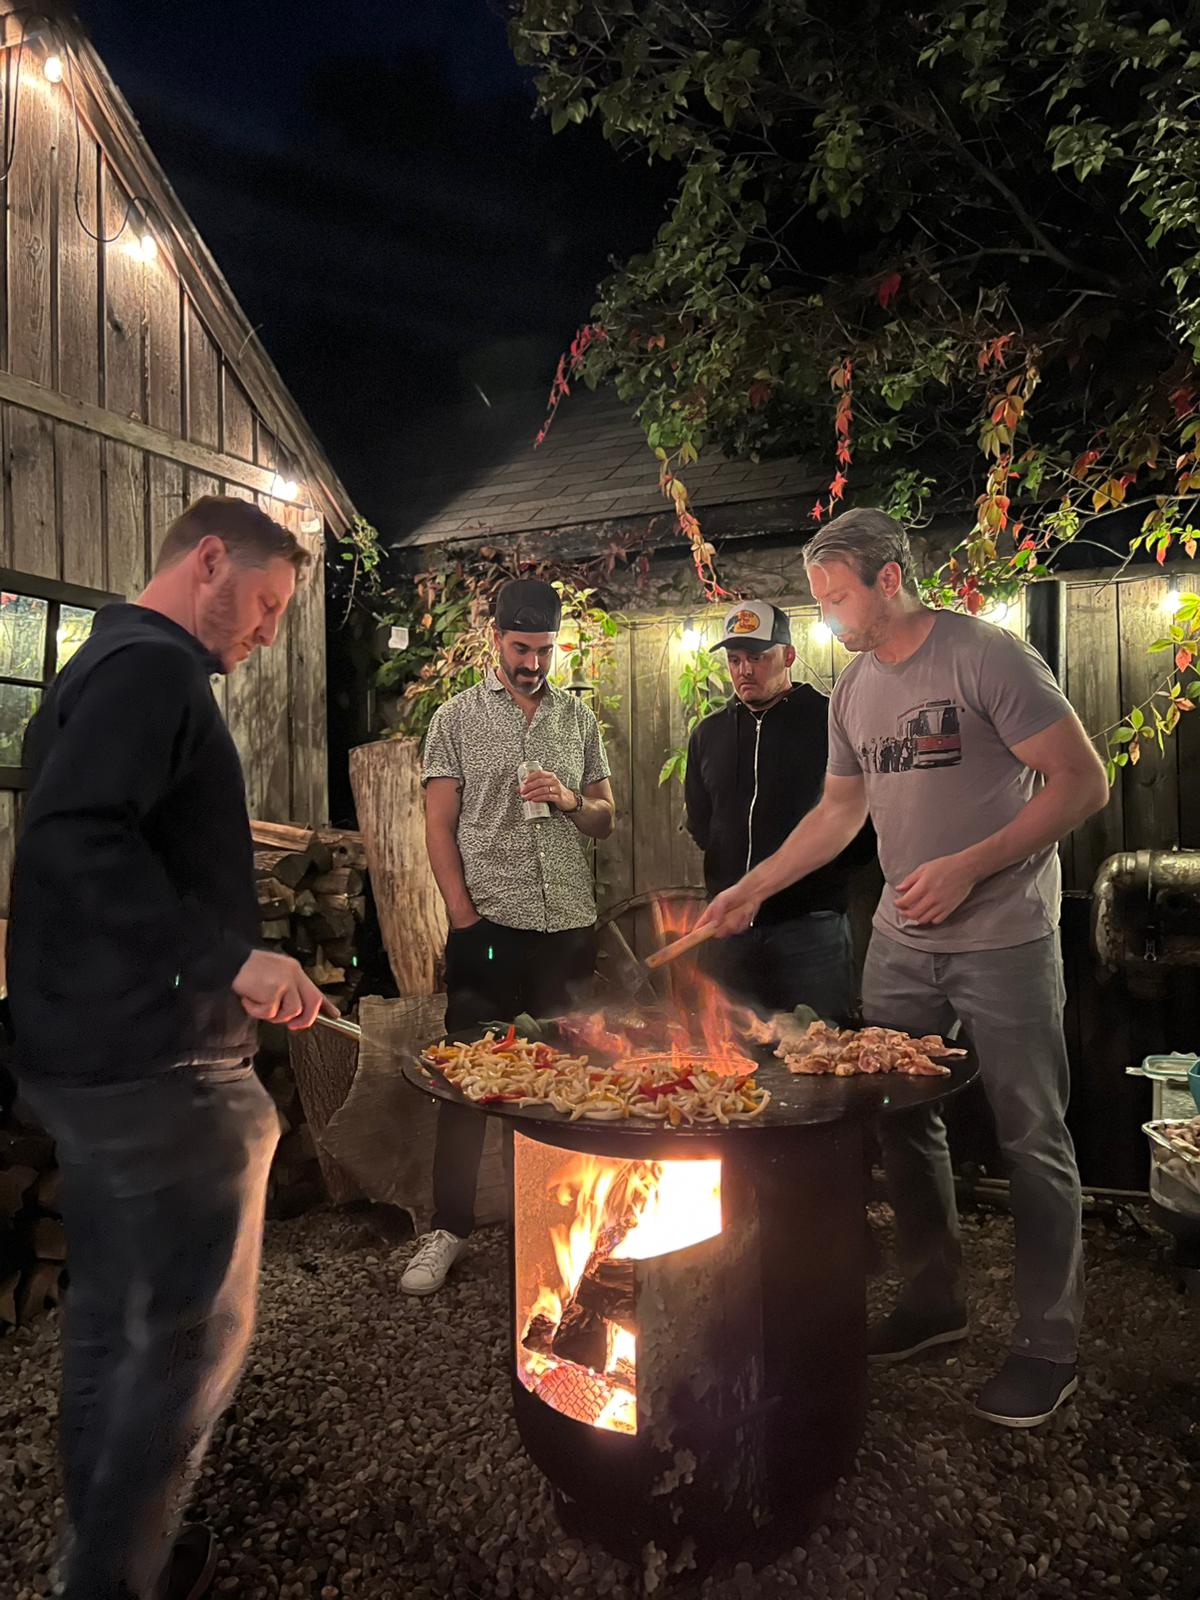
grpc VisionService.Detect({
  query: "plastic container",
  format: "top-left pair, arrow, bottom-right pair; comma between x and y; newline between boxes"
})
1127,1054 -> 1200,1122
1143,1119 -> 1200,1219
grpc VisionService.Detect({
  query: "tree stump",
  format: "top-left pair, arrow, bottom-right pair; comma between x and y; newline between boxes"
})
349,738 -> 447,996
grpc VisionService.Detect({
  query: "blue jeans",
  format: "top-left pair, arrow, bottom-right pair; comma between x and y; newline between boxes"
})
701,911 -> 857,1024
19,1064 -> 279,1600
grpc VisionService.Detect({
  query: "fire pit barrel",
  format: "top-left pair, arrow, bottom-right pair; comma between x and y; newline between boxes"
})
403,1043 -> 977,1569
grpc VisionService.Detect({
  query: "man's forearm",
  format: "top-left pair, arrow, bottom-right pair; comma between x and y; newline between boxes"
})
426,823 -> 476,924
959,771 -> 1105,883
740,801 -> 865,902
569,797 -> 614,840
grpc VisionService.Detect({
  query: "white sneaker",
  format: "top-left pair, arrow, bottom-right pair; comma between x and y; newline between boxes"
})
400,1230 -> 467,1296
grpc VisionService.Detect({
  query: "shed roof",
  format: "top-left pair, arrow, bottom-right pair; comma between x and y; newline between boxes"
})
395,388 -> 826,549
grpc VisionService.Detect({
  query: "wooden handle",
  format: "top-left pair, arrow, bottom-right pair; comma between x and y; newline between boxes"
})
644,923 -> 719,970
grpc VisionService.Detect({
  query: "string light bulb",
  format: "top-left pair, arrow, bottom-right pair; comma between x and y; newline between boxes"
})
1162,584 -> 1183,617
981,600 -> 1010,625
811,620 -> 833,645
43,54 -> 64,84
681,617 -> 701,652
271,474 -> 299,502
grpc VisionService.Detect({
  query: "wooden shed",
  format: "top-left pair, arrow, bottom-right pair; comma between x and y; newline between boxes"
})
0,4 -> 359,915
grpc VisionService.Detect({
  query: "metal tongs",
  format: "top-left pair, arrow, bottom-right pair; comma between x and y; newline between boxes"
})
313,1012 -> 362,1041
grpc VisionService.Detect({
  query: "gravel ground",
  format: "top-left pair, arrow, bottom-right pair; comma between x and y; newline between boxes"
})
2,1201 -> 1198,1600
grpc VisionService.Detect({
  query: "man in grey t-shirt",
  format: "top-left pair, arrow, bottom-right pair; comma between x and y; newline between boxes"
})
699,508 -> 1109,1429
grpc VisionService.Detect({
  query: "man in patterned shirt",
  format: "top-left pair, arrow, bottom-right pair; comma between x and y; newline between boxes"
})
402,577 -> 616,1295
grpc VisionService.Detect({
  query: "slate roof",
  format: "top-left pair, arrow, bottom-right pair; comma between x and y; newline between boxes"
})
394,389 -> 825,548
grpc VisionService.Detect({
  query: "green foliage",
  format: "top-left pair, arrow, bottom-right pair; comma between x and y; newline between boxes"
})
659,641 -> 728,785
511,0 -> 1200,780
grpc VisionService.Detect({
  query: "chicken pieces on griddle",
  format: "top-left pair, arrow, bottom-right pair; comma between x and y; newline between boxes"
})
776,1019 -> 965,1078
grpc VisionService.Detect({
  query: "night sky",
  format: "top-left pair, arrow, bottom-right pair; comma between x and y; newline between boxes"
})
75,1 -> 669,533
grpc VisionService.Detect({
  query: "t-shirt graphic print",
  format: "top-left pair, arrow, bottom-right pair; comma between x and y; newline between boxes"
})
864,699 -> 962,774
827,612 -> 1073,953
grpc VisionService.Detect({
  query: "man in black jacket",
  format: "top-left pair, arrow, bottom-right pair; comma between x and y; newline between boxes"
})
685,601 -> 871,1023
6,496 -> 332,1600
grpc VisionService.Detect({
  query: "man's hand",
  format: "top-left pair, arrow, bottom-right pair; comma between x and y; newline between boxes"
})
893,853 -> 978,927
519,768 -> 576,811
697,884 -> 761,938
449,908 -> 482,931
233,949 -> 333,1030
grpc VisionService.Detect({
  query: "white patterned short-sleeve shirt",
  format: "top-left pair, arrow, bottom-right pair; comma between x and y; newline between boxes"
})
421,669 -> 611,933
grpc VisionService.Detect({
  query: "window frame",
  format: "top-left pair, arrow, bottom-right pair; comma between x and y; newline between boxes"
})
0,568 -> 123,789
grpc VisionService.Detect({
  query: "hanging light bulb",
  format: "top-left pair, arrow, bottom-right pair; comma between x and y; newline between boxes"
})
122,206 -> 158,264
811,620 -> 833,645
681,617 -> 701,652
43,54 -> 64,84
981,599 -> 1010,625
271,474 -> 300,502
1162,584 -> 1183,617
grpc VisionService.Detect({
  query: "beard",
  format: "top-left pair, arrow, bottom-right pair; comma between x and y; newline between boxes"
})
204,575 -> 250,668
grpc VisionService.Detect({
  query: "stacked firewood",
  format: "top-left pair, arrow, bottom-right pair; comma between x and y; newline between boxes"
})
0,1090 -> 64,1332
251,822 -> 372,1014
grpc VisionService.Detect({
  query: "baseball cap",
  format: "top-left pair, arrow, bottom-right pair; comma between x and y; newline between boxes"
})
712,601 -> 792,653
493,578 -> 562,633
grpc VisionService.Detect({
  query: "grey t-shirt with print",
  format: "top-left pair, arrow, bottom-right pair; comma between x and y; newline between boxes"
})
826,611 -> 1073,952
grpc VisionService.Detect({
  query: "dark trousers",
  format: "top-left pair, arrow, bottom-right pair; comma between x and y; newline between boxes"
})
431,918 -> 596,1238
20,1064 -> 280,1600
701,911 -> 858,1025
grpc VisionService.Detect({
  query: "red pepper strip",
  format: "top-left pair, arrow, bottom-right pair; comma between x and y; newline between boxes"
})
477,1092 -> 523,1104
638,1075 -> 695,1099
502,1024 -> 517,1046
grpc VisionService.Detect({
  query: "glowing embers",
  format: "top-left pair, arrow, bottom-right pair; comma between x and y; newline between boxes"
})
514,1137 -> 721,1434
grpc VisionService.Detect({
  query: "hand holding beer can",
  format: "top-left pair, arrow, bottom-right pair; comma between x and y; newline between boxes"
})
517,761 -> 551,821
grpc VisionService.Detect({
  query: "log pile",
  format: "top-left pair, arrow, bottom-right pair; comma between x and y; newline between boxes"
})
251,822 -> 373,1014
0,1075 -> 65,1333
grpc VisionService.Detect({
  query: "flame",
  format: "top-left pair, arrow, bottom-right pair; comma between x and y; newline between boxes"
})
612,1159 -> 721,1260
518,1151 -> 722,1436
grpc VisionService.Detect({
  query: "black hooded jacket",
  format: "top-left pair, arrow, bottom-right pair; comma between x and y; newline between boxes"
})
684,682 -> 874,925
7,604 -> 259,1082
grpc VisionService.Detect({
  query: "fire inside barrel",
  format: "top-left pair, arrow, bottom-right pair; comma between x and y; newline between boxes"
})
515,1144 -> 722,1434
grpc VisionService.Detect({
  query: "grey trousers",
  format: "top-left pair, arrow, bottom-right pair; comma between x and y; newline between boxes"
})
21,1063 -> 280,1600
864,931 -> 1083,1365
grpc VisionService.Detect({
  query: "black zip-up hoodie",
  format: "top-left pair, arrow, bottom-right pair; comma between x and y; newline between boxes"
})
7,604 -> 259,1082
684,682 -> 875,925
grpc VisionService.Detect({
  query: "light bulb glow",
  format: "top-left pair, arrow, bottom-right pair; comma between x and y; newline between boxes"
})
271,474 -> 300,502
681,625 -> 701,652
1163,588 -> 1183,616
981,600 -> 1010,625
43,55 -> 64,84
811,620 -> 832,645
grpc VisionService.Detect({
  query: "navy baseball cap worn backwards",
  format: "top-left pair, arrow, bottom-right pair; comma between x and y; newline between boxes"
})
713,601 -> 792,652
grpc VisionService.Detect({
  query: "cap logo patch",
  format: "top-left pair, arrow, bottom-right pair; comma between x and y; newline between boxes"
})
731,608 -> 762,634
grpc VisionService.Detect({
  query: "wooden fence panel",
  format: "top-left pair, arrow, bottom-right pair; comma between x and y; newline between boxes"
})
1064,582 -> 1125,892
595,618 -> 633,915
1118,576 -> 1179,854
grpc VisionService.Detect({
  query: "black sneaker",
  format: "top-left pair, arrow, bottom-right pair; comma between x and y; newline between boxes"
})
867,1304 -> 968,1364
972,1354 -> 1078,1429
163,1524 -> 217,1600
